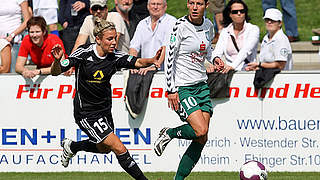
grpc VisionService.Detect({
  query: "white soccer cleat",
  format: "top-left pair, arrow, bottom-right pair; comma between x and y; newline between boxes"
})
61,138 -> 75,168
154,127 -> 172,156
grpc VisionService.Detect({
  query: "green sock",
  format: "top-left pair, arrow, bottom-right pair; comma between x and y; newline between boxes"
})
174,141 -> 205,180
167,124 -> 197,140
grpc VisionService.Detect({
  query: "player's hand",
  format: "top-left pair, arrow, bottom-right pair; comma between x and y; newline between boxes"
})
153,47 -> 163,68
245,62 -> 259,71
51,44 -> 63,61
63,22 -> 68,29
22,69 -> 37,78
221,65 -> 234,74
6,36 -> 13,43
130,69 -> 139,74
206,63 -> 216,73
138,66 -> 156,75
167,92 -> 179,111
214,57 -> 224,72
73,1 -> 86,11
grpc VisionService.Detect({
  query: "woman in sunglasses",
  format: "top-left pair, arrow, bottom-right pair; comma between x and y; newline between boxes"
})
210,0 -> 259,73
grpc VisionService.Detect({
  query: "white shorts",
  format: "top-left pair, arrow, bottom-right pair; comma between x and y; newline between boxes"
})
33,8 -> 58,25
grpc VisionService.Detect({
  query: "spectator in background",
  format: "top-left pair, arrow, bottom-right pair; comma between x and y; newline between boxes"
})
0,0 -> 31,73
124,0 -> 176,118
208,0 -> 225,44
0,39 -> 11,73
28,0 -> 60,37
58,0 -> 90,55
210,0 -> 259,73
129,0 -> 175,71
72,0 -> 129,53
246,8 -> 292,71
15,16 -> 67,78
111,0 -> 145,40
262,0 -> 299,42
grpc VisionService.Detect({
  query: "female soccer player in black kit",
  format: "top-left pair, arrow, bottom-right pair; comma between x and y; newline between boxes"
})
50,18 -> 161,180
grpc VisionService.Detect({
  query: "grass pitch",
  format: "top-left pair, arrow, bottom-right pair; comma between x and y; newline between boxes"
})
0,172 -> 320,180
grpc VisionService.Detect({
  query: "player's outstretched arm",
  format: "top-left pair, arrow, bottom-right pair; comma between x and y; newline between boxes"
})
134,47 -> 163,68
50,44 -> 65,76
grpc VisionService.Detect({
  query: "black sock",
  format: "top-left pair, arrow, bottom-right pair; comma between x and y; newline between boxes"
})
116,151 -> 148,180
70,140 -> 100,154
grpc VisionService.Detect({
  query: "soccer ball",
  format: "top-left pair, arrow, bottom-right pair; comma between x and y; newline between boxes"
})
239,160 -> 268,180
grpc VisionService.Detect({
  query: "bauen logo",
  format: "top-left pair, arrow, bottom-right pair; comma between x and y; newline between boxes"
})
16,83 -> 320,99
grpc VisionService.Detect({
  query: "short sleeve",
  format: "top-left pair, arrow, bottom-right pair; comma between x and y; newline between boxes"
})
18,36 -> 29,58
129,21 -> 143,52
274,38 -> 291,62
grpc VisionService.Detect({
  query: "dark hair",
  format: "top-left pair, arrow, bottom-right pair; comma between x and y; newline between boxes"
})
222,0 -> 250,27
27,16 -> 48,35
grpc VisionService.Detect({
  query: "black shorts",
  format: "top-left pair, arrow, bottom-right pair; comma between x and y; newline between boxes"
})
76,113 -> 114,144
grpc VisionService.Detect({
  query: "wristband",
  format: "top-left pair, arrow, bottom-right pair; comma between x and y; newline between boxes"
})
167,91 -> 177,94
39,69 -> 42,75
258,62 -> 262,68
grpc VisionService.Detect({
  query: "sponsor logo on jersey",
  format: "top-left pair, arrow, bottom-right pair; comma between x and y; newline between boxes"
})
170,35 -> 176,43
93,70 -> 104,80
200,41 -> 206,52
60,59 -> 70,67
127,55 -> 133,62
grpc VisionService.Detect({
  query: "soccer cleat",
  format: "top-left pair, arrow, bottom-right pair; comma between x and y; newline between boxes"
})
154,127 -> 172,156
61,138 -> 75,168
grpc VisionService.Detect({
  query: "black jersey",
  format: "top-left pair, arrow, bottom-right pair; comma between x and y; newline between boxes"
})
59,43 -> 137,119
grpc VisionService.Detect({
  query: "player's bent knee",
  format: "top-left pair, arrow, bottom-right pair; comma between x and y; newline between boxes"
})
194,126 -> 208,137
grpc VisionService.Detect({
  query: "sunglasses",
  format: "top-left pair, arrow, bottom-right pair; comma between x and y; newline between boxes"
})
264,18 -> 279,23
92,5 -> 106,11
231,9 -> 246,14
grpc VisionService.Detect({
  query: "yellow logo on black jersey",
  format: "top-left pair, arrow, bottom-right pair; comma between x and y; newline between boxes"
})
93,70 -> 104,80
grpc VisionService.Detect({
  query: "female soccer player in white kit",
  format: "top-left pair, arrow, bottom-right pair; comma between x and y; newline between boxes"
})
154,0 -> 224,179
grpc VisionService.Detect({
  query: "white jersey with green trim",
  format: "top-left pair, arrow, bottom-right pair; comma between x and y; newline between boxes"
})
165,16 -> 214,93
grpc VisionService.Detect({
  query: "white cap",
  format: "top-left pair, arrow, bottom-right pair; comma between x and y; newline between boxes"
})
90,0 -> 107,8
263,8 -> 282,21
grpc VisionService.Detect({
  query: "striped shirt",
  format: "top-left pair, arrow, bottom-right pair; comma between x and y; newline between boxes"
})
165,16 -> 214,92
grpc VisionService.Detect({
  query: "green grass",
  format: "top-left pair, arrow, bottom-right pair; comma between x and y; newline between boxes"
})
107,0 -> 320,41
1,172 -> 320,180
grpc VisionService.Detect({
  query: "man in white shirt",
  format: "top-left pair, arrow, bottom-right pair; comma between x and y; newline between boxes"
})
129,0 -> 176,71
72,0 -> 129,53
